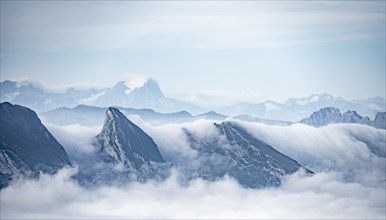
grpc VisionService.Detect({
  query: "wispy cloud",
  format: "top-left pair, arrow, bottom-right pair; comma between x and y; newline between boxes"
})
173,89 -> 266,109
1,1 -> 384,52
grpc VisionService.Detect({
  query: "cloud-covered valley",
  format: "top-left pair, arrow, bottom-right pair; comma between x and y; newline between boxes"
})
2,167 -> 384,219
1,119 -> 385,219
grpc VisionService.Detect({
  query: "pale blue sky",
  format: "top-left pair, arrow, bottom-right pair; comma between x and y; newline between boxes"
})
1,1 -> 385,104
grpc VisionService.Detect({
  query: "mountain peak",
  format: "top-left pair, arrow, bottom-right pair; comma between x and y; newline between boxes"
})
97,107 -> 165,167
196,111 -> 227,120
122,75 -> 151,93
106,106 -> 122,119
299,107 -> 341,127
113,76 -> 161,96
92,77 -> 169,109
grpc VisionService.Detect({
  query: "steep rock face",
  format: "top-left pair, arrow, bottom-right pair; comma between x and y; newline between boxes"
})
95,107 -> 165,176
372,112 -> 386,129
300,107 -> 385,129
299,107 -> 342,127
183,122 -> 311,188
341,110 -> 363,123
0,102 -> 70,188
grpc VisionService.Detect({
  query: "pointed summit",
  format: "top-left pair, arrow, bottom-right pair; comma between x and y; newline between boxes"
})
91,77 -> 165,109
96,107 -> 165,171
299,107 -> 341,127
105,106 -> 124,122
88,77 -> 203,114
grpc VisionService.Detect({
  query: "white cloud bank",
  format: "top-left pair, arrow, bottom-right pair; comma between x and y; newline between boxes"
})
1,120 -> 385,219
44,123 -> 101,159
1,168 -> 384,219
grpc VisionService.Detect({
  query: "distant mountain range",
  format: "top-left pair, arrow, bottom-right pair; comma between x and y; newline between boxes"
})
41,104 -> 220,126
1,78 -> 385,122
217,93 -> 385,121
40,104 -> 295,127
0,77 -> 203,114
0,80 -> 103,113
41,104 -> 385,130
299,107 -> 386,129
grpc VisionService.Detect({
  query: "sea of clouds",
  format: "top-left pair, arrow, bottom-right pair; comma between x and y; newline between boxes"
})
1,119 -> 385,219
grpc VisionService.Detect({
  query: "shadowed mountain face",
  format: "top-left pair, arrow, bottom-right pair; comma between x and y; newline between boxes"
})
183,122 -> 312,188
372,112 -> 386,129
0,102 -> 70,188
96,107 -> 165,166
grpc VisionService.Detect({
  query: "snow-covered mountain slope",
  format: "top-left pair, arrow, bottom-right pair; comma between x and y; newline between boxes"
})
218,93 -> 385,121
182,121 -> 312,188
299,107 -> 386,129
90,77 -> 163,108
89,77 -> 203,114
0,102 -> 71,188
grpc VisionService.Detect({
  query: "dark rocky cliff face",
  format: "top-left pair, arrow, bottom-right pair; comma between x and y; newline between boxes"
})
0,102 -> 70,188
183,122 -> 312,188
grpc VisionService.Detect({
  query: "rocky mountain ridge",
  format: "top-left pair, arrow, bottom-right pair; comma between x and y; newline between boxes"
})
300,107 -> 386,129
